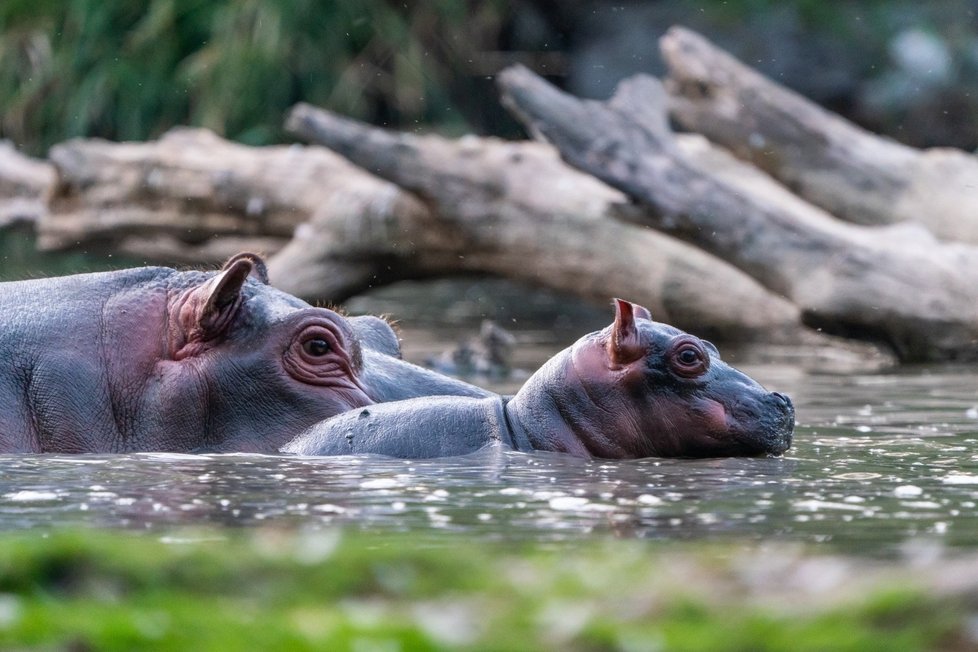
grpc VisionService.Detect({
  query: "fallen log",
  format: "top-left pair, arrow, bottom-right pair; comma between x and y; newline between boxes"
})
24,122 -> 805,344
25,122 -> 784,341
40,127 -> 413,265
281,103 -> 812,343
662,26 -> 978,244
0,141 -> 54,229
496,65 -> 978,362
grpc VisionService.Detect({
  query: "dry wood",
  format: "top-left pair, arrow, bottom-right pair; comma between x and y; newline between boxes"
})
40,127 -> 416,266
662,26 -> 978,244
497,64 -> 978,362
282,103 -> 811,343
0,141 -> 54,229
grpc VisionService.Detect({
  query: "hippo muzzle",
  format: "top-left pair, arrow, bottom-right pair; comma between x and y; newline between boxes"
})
767,391 -> 795,453
745,390 -> 795,455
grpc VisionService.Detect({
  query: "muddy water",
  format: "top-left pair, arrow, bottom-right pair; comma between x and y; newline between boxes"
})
0,280 -> 976,559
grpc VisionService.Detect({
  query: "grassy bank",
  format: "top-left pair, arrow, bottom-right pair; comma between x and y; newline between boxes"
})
0,528 -> 968,651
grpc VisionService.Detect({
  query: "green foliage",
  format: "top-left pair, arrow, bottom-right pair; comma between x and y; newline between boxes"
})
0,529 -> 965,651
0,0 -> 504,155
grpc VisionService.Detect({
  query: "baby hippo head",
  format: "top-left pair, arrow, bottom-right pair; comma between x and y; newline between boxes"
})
549,299 -> 794,458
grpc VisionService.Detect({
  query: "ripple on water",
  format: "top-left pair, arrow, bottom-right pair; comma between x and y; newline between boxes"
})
943,474 -> 978,485
3,490 -> 61,502
831,472 -> 882,480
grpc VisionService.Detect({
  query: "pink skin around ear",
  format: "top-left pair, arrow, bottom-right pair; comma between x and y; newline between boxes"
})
171,259 -> 253,360
607,298 -> 647,367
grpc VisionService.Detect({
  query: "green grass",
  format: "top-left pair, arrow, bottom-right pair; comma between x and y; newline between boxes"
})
0,528 -> 966,651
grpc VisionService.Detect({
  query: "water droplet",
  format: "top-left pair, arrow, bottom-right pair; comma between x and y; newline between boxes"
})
549,496 -> 589,510
943,474 -> 978,485
894,485 -> 924,497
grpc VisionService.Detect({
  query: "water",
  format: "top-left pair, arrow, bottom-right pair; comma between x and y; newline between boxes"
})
0,279 -> 975,559
0,346 -> 975,557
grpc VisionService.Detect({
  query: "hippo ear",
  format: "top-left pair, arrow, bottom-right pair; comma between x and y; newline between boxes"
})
222,252 -> 268,284
189,258 -> 253,339
608,298 -> 646,366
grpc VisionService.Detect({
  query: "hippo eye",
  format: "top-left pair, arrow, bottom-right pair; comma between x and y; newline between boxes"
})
302,339 -> 331,357
669,340 -> 709,378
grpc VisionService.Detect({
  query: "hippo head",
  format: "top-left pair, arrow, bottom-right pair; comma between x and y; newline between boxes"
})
511,299 -> 794,458
150,253 -> 375,452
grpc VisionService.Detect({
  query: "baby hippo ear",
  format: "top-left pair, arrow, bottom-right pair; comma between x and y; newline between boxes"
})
631,302 -> 652,321
607,298 -> 647,366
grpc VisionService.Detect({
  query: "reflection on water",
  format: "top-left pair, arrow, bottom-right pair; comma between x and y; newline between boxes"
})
0,279 -> 975,558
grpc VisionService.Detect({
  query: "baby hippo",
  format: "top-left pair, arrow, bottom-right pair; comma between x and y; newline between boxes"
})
283,299 -> 795,459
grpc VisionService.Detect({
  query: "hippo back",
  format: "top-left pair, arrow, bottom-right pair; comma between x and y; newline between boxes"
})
0,267 -> 176,451
282,396 -> 509,458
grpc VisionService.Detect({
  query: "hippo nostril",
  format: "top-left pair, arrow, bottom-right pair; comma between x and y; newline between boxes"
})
771,391 -> 793,409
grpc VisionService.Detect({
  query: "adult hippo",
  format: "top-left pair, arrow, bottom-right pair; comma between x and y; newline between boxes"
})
0,253 -> 489,453
283,299 -> 795,459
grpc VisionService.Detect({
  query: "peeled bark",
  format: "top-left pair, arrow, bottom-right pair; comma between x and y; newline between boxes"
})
662,26 -> 978,244
497,64 -> 978,362
281,103 -> 809,343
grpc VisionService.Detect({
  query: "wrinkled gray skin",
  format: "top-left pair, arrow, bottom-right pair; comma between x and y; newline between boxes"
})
0,253 -> 488,453
283,300 -> 795,459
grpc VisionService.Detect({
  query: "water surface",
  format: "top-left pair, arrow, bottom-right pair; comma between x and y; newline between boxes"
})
0,279 -> 975,558
1,344 -> 975,558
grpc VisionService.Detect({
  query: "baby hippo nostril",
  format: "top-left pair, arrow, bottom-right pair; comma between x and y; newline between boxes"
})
771,391 -> 792,408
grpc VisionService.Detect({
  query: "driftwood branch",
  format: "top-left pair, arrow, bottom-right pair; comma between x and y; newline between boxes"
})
282,103 -> 813,343
662,26 -> 978,244
40,128 -> 420,268
497,64 -> 978,362
0,141 -> 54,229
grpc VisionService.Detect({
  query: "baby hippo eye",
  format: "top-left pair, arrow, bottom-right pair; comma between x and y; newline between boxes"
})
669,339 -> 710,378
302,339 -> 331,357
678,347 -> 700,365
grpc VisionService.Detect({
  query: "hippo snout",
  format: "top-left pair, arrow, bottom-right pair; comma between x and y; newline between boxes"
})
762,391 -> 795,455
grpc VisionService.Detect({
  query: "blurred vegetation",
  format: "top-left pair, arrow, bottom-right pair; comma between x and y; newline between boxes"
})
0,528 -> 967,651
4,1 -> 978,157
0,228 -> 144,281
0,0 -> 507,156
